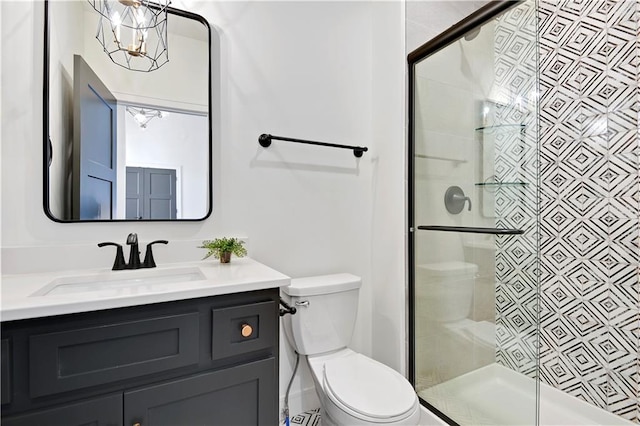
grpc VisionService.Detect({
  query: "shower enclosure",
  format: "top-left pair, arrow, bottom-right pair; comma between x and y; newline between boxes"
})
408,1 -> 540,424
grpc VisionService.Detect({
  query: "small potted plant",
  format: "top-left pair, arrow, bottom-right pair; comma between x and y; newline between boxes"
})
199,237 -> 247,263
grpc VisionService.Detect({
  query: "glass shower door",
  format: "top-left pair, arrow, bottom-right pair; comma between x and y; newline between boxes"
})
408,1 -> 539,424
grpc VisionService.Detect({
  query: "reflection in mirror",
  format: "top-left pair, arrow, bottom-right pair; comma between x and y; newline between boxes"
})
45,0 -> 211,221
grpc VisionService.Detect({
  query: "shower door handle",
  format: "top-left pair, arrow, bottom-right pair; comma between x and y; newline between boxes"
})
417,225 -> 523,235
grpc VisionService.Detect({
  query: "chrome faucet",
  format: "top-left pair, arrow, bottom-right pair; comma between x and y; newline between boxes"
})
98,234 -> 168,270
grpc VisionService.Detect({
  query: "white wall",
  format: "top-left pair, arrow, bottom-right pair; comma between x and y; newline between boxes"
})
370,0 -> 406,375
406,1 -> 490,54
1,0 -> 405,417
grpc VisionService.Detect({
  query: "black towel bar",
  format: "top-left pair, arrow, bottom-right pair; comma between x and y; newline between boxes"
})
259,133 -> 368,158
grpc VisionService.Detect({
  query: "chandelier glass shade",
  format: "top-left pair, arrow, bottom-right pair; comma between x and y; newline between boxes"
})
88,0 -> 170,72
126,106 -> 168,128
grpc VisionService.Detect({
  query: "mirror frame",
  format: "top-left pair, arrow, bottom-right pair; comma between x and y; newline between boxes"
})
43,0 -> 213,222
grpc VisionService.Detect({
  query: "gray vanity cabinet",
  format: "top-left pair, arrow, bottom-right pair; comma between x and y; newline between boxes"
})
1,288 -> 279,426
1,339 -> 11,406
2,394 -> 123,426
125,358 -> 276,425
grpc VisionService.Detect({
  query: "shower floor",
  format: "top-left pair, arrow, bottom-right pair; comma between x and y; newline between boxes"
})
417,363 -> 632,426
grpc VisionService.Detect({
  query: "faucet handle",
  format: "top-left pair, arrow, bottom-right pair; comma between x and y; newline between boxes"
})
97,242 -> 127,270
126,233 -> 138,245
142,240 -> 169,268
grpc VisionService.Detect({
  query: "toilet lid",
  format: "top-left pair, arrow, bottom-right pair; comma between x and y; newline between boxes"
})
323,353 -> 416,420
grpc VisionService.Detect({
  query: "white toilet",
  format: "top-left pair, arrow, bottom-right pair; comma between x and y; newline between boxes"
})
281,273 -> 420,426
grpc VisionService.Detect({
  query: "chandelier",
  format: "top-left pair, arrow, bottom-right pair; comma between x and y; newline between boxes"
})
126,106 -> 168,128
88,0 -> 170,72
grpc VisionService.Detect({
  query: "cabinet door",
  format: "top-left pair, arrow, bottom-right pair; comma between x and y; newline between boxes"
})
30,312 -> 199,397
2,393 -> 122,426
211,300 -> 277,361
124,358 -> 277,426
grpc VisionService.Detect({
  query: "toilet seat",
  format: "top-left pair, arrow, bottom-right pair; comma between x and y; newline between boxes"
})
321,352 -> 418,423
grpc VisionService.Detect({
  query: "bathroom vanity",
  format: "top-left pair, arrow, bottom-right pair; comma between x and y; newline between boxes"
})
0,258 -> 289,425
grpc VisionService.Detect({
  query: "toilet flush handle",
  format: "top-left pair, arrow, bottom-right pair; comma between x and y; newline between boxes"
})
295,300 -> 309,307
279,298 -> 297,316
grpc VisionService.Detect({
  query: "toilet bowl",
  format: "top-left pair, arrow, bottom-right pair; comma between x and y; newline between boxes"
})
281,274 -> 420,426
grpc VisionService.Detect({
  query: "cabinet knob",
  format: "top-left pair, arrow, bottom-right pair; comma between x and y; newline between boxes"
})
241,323 -> 253,338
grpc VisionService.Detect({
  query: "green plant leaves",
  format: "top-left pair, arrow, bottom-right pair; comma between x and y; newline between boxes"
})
199,237 -> 247,260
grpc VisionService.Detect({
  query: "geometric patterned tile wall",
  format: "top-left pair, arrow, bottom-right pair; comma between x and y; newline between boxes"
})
491,0 -> 540,380
538,0 -> 640,422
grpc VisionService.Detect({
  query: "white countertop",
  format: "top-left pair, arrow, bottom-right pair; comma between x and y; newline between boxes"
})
0,257 -> 290,322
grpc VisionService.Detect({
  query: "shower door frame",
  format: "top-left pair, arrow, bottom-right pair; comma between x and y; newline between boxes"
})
407,1 -> 524,424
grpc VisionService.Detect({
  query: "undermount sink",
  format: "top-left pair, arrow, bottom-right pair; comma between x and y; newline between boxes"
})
30,267 -> 206,297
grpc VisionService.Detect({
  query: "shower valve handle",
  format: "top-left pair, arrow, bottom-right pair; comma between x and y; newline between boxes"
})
445,186 -> 472,214
452,193 -> 472,211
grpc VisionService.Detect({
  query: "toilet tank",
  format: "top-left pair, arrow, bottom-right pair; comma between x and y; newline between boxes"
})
416,261 -> 478,322
281,274 -> 361,355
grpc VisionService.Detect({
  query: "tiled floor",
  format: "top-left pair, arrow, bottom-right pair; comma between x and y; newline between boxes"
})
290,408 -> 321,425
